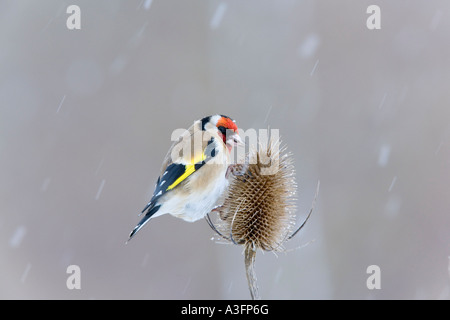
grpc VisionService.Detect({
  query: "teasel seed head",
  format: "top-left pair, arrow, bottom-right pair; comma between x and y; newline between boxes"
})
218,137 -> 298,252
206,134 -> 321,300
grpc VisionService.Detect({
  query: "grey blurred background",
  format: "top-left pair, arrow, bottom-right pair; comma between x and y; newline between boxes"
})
1,0 -> 449,299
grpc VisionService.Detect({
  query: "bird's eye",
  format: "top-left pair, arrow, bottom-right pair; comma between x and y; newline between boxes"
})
218,126 -> 226,135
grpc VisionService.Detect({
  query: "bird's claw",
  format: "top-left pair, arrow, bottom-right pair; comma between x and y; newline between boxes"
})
226,164 -> 246,179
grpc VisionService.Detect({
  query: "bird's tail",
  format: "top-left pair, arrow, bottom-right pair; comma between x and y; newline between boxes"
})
127,203 -> 161,242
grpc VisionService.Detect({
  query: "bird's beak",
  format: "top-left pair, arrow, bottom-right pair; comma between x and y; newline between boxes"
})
227,132 -> 244,147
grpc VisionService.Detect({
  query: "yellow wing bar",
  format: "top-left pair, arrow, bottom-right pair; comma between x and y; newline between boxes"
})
166,151 -> 207,191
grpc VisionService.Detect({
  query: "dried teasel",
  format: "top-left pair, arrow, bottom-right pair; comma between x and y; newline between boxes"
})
206,135 -> 319,299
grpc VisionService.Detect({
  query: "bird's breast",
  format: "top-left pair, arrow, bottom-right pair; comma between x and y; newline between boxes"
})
175,163 -> 229,222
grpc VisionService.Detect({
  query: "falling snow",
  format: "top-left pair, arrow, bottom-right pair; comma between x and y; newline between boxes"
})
227,281 -> 233,293
141,253 -> 150,268
385,195 -> 402,219
378,93 -> 388,109
210,3 -> 227,30
310,59 -> 319,76
56,95 -> 66,113
378,144 -> 391,167
435,141 -> 444,155
298,33 -> 321,58
95,179 -> 106,200
20,263 -> 32,283
430,10 -> 442,31
41,177 -> 51,192
109,55 -> 128,75
263,105 -> 272,124
274,268 -> 283,284
95,158 -> 105,176
448,256 -> 450,279
143,0 -> 153,11
9,225 -> 27,248
182,277 -> 192,295
388,176 -> 397,192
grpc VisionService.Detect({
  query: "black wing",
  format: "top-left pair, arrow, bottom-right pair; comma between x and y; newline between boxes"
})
128,138 -> 218,242
140,138 -> 218,214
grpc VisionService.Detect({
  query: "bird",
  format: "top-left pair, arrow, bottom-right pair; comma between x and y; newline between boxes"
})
127,115 -> 243,242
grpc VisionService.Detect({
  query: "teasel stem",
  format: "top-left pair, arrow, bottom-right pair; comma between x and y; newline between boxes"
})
244,244 -> 260,300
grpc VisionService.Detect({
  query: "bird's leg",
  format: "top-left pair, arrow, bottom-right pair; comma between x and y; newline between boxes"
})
210,204 -> 228,221
205,206 -> 231,241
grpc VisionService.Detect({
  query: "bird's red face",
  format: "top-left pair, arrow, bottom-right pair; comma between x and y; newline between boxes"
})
216,116 -> 243,151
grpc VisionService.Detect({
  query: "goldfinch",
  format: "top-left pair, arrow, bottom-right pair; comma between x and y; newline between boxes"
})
128,115 -> 243,241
